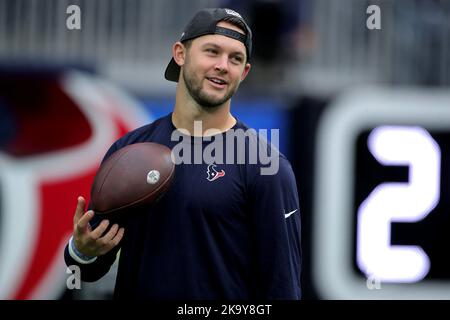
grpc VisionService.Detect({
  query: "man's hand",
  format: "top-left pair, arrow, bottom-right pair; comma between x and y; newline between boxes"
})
73,196 -> 125,257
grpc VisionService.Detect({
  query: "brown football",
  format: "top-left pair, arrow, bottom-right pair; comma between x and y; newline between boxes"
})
90,142 -> 175,214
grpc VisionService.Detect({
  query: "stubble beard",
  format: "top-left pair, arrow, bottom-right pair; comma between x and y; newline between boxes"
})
182,59 -> 239,110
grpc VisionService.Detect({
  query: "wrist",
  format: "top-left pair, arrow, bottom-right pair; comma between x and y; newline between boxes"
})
68,236 -> 97,264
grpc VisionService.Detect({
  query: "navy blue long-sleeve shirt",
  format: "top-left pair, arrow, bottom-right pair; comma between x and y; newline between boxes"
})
64,113 -> 301,299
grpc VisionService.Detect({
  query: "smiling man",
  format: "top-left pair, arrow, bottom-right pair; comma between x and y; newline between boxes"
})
167,10 -> 252,134
64,8 -> 302,300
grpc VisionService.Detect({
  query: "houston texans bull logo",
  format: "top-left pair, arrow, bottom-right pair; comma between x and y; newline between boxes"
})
0,70 -> 148,299
206,164 -> 225,182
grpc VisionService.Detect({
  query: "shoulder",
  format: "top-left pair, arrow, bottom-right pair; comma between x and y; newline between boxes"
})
250,154 -> 295,184
232,119 -> 296,185
120,115 -> 171,145
103,114 -> 172,159
233,119 -> 281,155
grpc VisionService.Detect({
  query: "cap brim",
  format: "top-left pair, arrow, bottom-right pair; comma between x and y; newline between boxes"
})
164,58 -> 180,82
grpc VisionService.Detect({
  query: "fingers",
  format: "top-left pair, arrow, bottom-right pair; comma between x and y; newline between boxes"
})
73,196 -> 86,225
101,223 -> 119,243
71,193 -> 125,256
76,210 -> 95,235
110,227 -> 125,248
97,224 -> 125,250
100,227 -> 125,253
90,219 -> 110,240
75,220 -> 125,256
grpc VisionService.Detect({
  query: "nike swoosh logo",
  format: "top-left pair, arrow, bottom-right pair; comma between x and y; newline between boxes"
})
284,209 -> 298,219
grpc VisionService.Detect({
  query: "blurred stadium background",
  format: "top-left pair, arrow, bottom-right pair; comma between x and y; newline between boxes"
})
1,0 -> 450,299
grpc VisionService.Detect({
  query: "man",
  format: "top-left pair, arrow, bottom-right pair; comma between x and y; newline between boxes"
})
64,8 -> 301,299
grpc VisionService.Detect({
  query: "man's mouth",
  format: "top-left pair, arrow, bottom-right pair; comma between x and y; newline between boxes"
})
206,77 -> 227,87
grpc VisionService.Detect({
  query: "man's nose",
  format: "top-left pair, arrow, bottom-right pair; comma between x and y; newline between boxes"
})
214,55 -> 229,73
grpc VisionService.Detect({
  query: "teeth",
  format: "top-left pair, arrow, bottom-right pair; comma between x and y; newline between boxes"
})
209,78 -> 225,85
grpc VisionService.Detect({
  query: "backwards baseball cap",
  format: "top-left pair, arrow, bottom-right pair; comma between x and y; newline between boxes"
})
164,8 -> 253,82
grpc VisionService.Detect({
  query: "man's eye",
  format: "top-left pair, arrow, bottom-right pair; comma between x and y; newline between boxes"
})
206,49 -> 218,54
232,56 -> 243,64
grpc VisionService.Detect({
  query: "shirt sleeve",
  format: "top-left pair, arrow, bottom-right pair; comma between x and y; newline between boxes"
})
64,230 -> 121,282
248,156 -> 302,299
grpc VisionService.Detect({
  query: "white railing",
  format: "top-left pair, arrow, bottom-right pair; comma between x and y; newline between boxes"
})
0,0 -> 448,96
298,0 -> 450,94
0,0 -> 220,94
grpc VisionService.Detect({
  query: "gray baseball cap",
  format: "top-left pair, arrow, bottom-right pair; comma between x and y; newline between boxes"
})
164,8 -> 253,82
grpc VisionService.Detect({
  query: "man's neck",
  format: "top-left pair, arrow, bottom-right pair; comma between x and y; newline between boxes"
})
172,88 -> 236,137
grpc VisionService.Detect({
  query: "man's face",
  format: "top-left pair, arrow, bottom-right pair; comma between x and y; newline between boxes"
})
181,21 -> 251,109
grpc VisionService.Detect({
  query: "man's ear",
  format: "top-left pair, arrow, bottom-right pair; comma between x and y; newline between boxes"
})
240,63 -> 251,82
173,42 -> 186,67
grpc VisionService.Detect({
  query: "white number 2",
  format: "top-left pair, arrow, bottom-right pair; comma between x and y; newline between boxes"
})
357,126 -> 441,282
